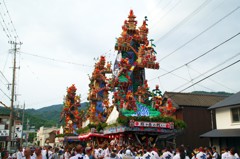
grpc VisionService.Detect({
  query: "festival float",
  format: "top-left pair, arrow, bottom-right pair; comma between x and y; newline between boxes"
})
61,10 -> 186,147
60,84 -> 82,134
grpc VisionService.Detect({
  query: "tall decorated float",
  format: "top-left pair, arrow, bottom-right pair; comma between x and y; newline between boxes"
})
61,10 -> 186,148
60,84 -> 82,134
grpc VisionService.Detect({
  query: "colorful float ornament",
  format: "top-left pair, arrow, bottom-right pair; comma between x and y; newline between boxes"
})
60,84 -> 81,134
159,98 -> 176,116
87,56 -> 112,123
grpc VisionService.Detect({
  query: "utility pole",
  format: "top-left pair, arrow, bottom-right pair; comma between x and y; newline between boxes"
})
7,40 -> 22,151
20,103 -> 25,147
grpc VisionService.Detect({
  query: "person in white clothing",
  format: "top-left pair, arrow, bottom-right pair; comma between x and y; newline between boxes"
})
84,147 -> 94,159
227,147 -> 238,159
151,149 -> 161,159
222,148 -> 229,159
104,144 -> 112,159
196,147 -> 206,159
64,148 -> 71,159
35,147 -> 43,159
95,145 -> 105,159
173,146 -> 190,159
211,147 -> 219,159
17,147 -> 24,159
123,149 -> 134,159
24,147 -> 32,159
69,145 -> 84,159
142,148 -> 156,159
42,146 -> 53,159
161,147 -> 173,159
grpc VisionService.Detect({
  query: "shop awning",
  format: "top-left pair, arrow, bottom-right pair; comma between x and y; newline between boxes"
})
200,129 -> 240,138
78,133 -> 108,139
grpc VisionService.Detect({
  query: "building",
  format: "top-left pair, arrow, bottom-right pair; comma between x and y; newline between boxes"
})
0,113 -> 22,149
36,126 -> 59,147
54,126 -> 64,147
201,91 -> 240,153
164,92 -> 228,149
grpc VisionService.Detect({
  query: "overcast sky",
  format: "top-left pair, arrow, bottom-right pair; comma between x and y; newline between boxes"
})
0,0 -> 240,109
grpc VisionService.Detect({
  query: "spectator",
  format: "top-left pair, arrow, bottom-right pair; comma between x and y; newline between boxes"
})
69,145 -> 84,159
173,146 -> 190,159
24,147 -> 32,159
1,150 -> 9,159
35,147 -> 43,159
211,147 -> 219,159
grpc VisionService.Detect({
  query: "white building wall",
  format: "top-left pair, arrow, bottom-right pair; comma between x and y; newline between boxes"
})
36,126 -> 58,147
216,107 -> 240,129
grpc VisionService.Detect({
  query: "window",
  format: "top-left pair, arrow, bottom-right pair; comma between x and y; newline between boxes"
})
231,107 -> 240,122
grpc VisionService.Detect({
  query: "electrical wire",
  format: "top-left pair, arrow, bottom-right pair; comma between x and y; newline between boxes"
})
2,0 -> 21,42
149,32 -> 240,81
160,67 -> 215,92
173,51 -> 240,91
147,0 -> 164,17
158,6 -> 240,62
0,9 -> 12,40
0,78 -> 9,91
179,59 -> 240,92
20,51 -> 94,68
0,70 -> 10,83
0,18 -> 10,40
2,50 -> 10,71
187,65 -> 237,92
186,64 -> 196,91
151,0 -> 182,32
155,0 -> 212,44
0,87 -> 11,100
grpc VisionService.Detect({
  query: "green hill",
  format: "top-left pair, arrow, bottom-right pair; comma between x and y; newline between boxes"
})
25,104 -> 64,124
0,102 -> 88,130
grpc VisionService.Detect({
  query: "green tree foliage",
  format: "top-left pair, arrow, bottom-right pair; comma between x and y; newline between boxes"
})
0,102 -> 88,130
28,132 -> 36,142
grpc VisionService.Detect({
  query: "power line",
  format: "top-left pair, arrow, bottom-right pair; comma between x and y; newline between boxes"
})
186,64 -> 196,91
20,51 -> 94,68
0,6 -> 13,41
150,32 -> 240,81
173,51 -> 240,91
1,0 -> 21,42
2,50 -> 10,71
151,0 -> 182,32
147,0 -> 164,17
0,78 -> 9,91
187,65 -> 237,92
179,59 -> 240,92
155,0 -> 212,44
0,70 -> 10,83
0,76 -> 10,90
160,67 -> 215,92
0,87 -> 11,100
158,6 -> 240,62
0,17 -> 11,40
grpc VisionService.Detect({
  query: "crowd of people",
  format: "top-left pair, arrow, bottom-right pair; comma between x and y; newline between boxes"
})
0,144 -> 239,159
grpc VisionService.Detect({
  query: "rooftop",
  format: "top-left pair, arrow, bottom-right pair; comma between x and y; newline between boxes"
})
164,92 -> 228,107
209,91 -> 240,109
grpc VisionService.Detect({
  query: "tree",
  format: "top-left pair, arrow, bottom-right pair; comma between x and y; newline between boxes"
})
28,132 -> 36,143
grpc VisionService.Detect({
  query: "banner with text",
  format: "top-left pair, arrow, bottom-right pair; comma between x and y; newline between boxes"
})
0,130 -> 9,136
130,120 -> 174,129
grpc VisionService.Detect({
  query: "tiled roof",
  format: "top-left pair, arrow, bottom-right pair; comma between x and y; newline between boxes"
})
209,91 -> 240,109
164,92 -> 228,107
200,129 -> 240,137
